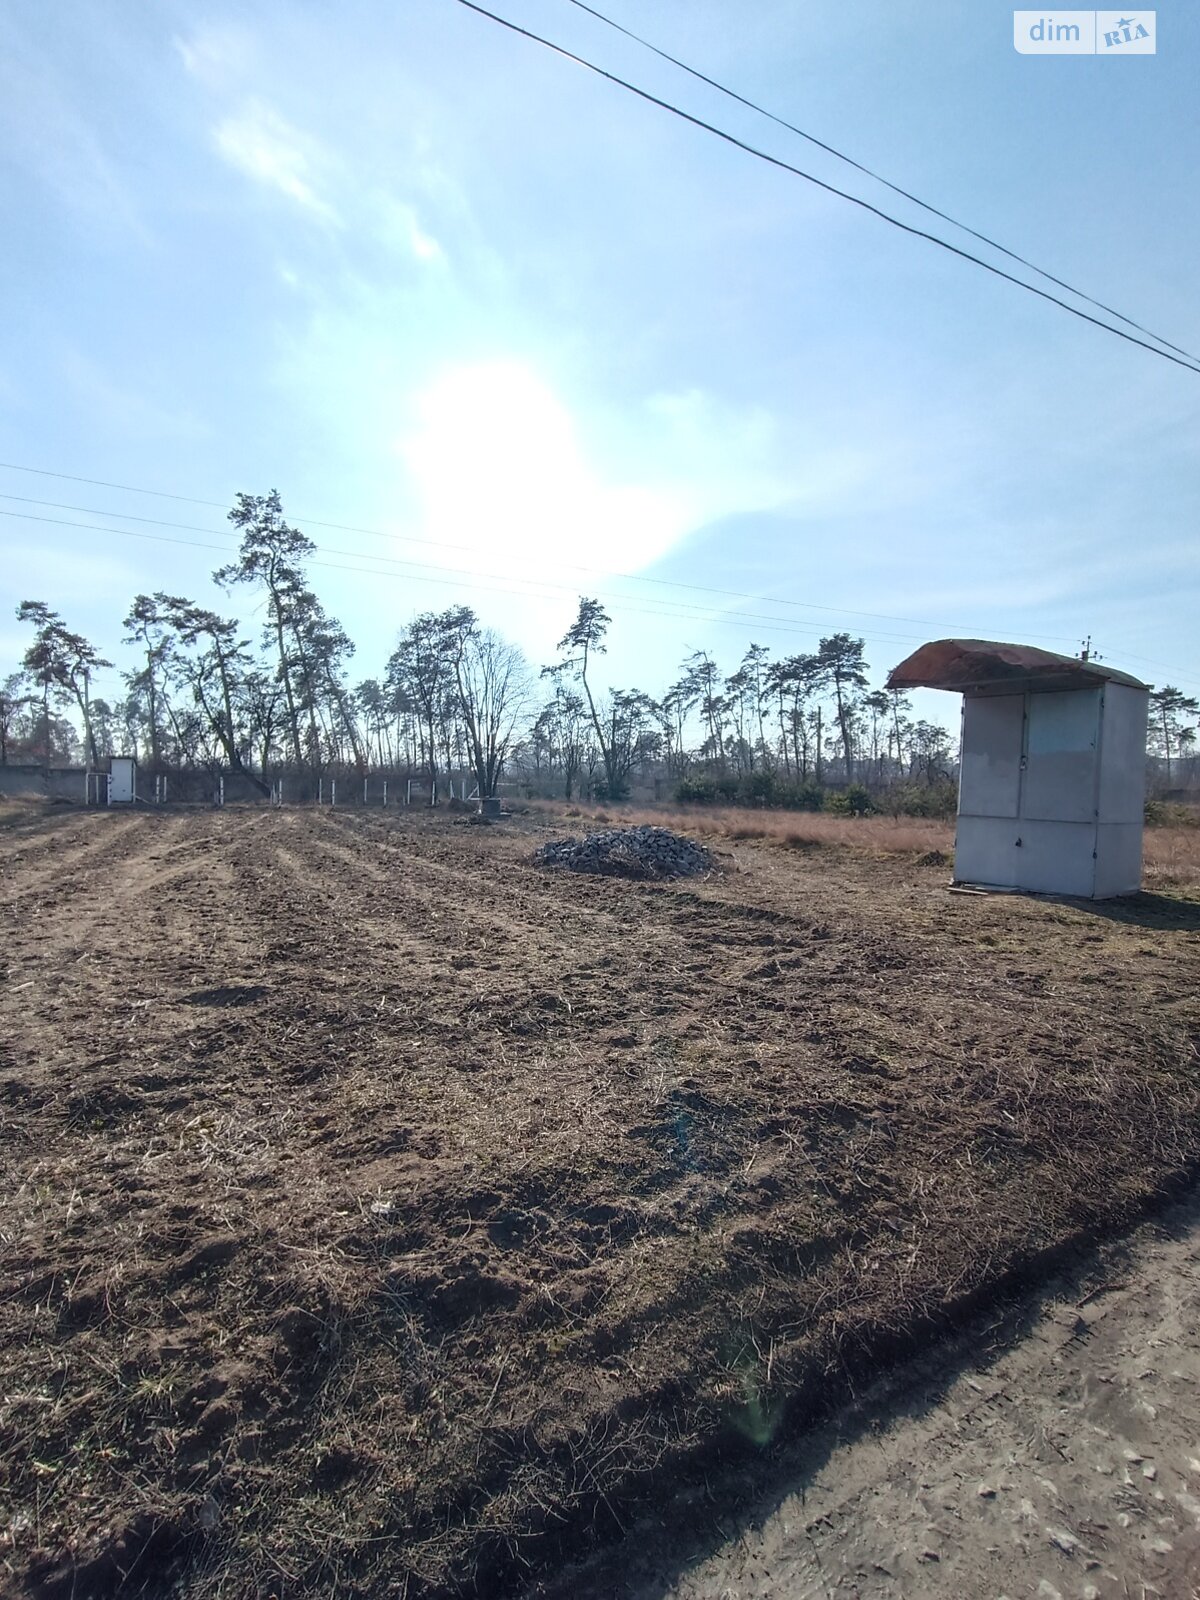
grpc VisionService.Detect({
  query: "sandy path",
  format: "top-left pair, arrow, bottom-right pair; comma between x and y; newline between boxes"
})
554,1188 -> 1200,1600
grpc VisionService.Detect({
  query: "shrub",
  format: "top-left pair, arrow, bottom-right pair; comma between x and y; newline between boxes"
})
674,775 -> 723,805
1145,798 -> 1200,827
826,783 -> 874,817
673,773 -> 824,811
882,780 -> 958,819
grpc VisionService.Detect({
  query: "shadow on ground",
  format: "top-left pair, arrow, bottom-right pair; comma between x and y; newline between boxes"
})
524,1181 -> 1200,1600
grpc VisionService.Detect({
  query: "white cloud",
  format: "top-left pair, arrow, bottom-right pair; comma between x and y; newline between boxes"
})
0,37 -> 151,246
174,25 -> 254,91
391,363 -> 801,641
375,197 -> 445,265
636,387 -> 784,510
213,103 -> 338,223
396,362 -> 696,586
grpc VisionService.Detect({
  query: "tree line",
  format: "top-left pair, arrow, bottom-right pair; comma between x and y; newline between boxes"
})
3,491 -> 1195,802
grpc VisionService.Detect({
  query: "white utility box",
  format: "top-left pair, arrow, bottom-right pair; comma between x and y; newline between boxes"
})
887,640 -> 1149,899
109,755 -> 137,805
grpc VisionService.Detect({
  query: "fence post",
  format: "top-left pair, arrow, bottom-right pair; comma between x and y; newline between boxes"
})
363,776 -> 368,806
406,779 -> 412,806
218,775 -> 224,808
331,779 -> 337,807
382,779 -> 388,807
318,778 -> 323,806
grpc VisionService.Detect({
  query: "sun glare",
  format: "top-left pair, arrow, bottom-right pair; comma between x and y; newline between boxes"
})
397,361 -> 688,580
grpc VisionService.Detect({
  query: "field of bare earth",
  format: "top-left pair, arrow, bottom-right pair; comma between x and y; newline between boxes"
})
2,800 -> 1199,1598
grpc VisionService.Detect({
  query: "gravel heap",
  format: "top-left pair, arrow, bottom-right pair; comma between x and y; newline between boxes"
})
533,824 -> 715,881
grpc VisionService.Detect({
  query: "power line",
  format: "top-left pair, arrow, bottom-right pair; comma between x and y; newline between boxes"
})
0,485 -> 1088,643
0,506 -> 947,649
450,0 -> 1200,377
0,464 -> 1100,645
561,0 -> 1200,365
6,502 -> 1196,692
2,469 -> 1193,680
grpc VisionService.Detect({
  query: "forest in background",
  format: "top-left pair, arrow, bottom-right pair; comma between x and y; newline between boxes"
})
3,492 -> 1197,811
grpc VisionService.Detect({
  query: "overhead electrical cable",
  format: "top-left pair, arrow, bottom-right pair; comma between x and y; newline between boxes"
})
0,464 -> 1113,645
0,506 -> 948,650
562,0 -> 1199,364
449,0 -> 1200,376
7,503 -> 891,635
0,486 -> 1084,643
4,502 -> 1193,690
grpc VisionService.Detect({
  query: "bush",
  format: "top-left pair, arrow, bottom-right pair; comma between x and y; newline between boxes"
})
674,775 -> 724,805
1145,798 -> 1200,827
674,773 -> 958,819
882,780 -> 958,819
826,783 -> 874,817
673,772 -> 824,811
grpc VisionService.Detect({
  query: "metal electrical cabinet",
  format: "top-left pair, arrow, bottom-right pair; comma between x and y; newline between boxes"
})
888,640 -> 1149,900
956,683 -> 1146,897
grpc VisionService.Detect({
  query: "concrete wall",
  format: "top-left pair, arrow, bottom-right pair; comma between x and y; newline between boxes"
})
0,765 -> 89,801
1,764 -> 503,809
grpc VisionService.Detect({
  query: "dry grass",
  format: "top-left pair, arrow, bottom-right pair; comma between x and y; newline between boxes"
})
2,805 -> 1199,1599
1144,825 -> 1200,888
531,800 -> 1200,889
529,801 -> 953,858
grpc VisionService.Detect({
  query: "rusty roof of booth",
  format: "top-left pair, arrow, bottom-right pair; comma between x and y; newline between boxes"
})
886,639 -> 1149,695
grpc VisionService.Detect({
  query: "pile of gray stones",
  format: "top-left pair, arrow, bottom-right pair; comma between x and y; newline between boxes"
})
533,824 -> 715,881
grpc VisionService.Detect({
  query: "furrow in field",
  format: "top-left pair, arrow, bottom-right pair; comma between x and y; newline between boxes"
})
0,810 -> 150,905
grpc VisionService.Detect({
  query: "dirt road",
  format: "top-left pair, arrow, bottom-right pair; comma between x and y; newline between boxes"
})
553,1188 -> 1200,1600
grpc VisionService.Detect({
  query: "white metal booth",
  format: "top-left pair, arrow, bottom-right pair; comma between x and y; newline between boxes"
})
109,755 -> 137,804
87,755 -> 138,806
887,640 -> 1149,899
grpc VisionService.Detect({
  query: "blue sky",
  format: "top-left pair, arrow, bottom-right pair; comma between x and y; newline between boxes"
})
1,0 -> 1197,727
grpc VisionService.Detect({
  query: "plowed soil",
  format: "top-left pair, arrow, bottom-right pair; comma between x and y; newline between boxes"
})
2,803 -> 1199,1599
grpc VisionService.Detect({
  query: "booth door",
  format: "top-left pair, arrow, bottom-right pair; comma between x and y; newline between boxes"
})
1022,690 -> 1100,824
954,694 -> 1025,888
958,695 -> 1024,818
110,759 -> 135,804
